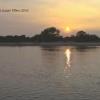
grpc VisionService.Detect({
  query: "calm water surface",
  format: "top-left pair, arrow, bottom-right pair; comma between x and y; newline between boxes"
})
0,46 -> 100,100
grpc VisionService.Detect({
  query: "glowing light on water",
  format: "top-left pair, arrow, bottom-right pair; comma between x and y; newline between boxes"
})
65,49 -> 71,67
64,48 -> 72,76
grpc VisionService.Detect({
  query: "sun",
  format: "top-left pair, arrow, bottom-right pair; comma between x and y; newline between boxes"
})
65,26 -> 71,33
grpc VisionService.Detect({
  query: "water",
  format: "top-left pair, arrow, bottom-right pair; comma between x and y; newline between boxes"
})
0,46 -> 100,100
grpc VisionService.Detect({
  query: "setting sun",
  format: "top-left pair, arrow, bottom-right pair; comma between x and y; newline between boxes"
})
65,27 -> 71,33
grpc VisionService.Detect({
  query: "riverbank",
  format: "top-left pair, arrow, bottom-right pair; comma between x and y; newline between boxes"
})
0,42 -> 100,46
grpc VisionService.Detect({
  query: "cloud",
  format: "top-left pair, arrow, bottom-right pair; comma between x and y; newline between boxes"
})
0,0 -> 100,35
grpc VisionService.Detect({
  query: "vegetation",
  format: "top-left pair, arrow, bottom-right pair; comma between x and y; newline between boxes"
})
32,27 -> 63,42
0,27 -> 100,43
64,31 -> 100,42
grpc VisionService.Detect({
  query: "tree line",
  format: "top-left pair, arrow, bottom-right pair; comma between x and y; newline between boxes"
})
0,27 -> 100,43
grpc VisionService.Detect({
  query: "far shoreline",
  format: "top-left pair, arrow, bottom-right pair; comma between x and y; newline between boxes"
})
0,42 -> 100,46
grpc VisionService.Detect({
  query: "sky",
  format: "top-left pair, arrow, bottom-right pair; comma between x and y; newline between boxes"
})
0,0 -> 100,36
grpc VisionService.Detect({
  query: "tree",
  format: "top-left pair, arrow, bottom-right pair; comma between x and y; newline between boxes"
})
75,31 -> 100,42
40,27 -> 61,42
41,27 -> 60,35
76,31 -> 87,37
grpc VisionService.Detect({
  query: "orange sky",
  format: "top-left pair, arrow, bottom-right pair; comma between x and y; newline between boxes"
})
0,0 -> 100,36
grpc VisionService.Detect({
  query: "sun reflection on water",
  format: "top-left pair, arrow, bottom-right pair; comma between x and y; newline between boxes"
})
64,48 -> 72,76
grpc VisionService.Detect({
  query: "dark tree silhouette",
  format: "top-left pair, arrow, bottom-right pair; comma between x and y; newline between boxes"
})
74,31 -> 100,42
64,30 -> 100,42
40,27 -> 61,42
0,28 -> 99,43
76,31 -> 87,37
41,27 -> 60,36
31,27 -> 63,42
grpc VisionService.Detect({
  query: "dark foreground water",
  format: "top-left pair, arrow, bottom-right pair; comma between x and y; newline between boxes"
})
0,46 -> 100,100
